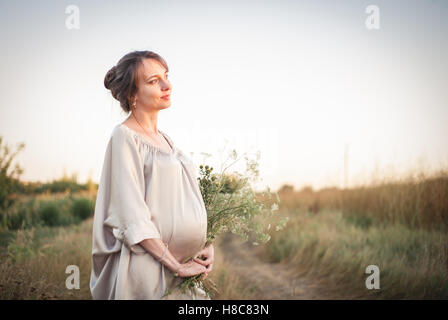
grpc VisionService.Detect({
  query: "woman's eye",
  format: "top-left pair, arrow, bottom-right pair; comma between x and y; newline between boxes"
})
148,75 -> 168,84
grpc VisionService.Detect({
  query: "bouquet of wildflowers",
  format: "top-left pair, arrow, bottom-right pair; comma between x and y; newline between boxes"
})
162,149 -> 289,299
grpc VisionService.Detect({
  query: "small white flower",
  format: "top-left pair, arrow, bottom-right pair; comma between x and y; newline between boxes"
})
271,203 -> 279,212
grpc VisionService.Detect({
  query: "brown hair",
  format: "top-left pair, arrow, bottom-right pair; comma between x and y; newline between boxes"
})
104,50 -> 169,113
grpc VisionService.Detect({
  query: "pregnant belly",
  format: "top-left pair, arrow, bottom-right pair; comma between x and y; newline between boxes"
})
169,211 -> 206,263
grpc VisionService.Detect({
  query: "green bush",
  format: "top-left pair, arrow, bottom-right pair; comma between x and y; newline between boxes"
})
38,202 -> 62,227
2,195 -> 95,231
71,198 -> 94,222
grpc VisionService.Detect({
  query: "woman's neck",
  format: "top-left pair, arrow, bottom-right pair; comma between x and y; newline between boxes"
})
131,110 -> 159,134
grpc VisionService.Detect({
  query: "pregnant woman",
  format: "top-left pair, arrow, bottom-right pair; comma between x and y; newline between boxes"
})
90,50 -> 214,300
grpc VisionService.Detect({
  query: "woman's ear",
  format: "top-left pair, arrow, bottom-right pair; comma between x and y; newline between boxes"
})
130,96 -> 137,109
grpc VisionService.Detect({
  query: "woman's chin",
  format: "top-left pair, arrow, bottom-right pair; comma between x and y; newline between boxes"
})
161,102 -> 171,109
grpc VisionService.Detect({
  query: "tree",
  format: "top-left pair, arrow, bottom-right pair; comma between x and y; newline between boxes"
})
0,136 -> 25,212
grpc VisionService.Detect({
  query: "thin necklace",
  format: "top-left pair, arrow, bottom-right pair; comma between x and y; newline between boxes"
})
131,111 -> 173,153
132,111 -> 163,141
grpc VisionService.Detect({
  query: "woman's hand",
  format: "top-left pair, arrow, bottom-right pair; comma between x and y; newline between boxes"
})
193,244 -> 214,280
175,260 -> 207,278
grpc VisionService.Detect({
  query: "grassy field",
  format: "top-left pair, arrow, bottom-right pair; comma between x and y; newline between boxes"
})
0,216 -> 251,299
261,167 -> 448,299
261,207 -> 448,299
0,217 -> 92,299
1,167 -> 447,299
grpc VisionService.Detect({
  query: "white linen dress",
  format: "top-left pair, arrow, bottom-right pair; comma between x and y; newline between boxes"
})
90,123 -> 210,300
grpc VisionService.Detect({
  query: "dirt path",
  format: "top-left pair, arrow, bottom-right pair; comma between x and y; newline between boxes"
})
218,232 -> 337,300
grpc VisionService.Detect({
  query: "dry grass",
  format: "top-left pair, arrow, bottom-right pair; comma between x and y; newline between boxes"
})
207,233 -> 260,299
0,218 -> 92,299
0,215 -> 251,300
275,165 -> 448,232
2,163 -> 447,299
260,207 -> 448,299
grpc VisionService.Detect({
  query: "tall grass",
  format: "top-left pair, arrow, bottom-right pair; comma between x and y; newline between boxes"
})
2,165 -> 447,299
0,215 -> 253,300
0,218 -> 93,299
264,166 -> 448,299
261,207 -> 448,299
277,167 -> 448,232
0,192 -> 97,299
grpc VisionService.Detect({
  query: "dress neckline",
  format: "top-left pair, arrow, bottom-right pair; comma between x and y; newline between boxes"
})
119,123 -> 175,155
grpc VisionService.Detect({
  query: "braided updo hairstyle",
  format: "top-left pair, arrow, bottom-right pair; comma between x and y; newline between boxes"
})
104,50 -> 169,113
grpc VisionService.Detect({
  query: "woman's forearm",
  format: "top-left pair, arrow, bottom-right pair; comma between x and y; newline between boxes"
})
138,238 -> 181,272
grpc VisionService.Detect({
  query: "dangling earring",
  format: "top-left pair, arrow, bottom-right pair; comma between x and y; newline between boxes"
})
133,100 -> 137,109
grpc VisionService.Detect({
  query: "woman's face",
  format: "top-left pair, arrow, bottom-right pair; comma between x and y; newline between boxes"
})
134,58 -> 172,110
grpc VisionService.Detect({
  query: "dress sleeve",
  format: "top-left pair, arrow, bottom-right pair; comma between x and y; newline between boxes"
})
104,128 -> 161,252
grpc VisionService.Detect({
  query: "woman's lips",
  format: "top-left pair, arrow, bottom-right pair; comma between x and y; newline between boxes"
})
161,95 -> 170,100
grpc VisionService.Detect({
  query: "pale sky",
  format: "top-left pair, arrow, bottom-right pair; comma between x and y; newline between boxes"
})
0,0 -> 447,192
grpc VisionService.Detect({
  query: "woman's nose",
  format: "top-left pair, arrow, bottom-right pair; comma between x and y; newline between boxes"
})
161,79 -> 171,91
